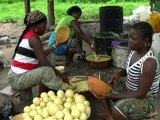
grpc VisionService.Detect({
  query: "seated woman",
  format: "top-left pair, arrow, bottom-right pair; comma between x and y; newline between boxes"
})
8,10 -> 70,93
96,22 -> 160,120
48,6 -> 94,66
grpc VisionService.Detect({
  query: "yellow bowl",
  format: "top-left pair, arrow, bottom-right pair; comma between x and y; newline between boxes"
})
11,114 -> 23,120
55,26 -> 70,43
86,54 -> 111,68
86,54 -> 111,62
88,76 -> 112,97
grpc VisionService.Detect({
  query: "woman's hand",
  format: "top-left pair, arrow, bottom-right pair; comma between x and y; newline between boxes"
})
109,69 -> 126,83
94,93 -> 111,99
110,73 -> 121,84
54,68 -> 69,83
61,74 -> 69,83
53,42 -> 61,48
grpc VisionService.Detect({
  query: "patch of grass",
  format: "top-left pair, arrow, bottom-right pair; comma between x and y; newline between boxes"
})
0,1 -> 149,23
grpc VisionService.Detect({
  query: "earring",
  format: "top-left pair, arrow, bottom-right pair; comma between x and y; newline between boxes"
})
35,29 -> 38,33
145,43 -> 147,47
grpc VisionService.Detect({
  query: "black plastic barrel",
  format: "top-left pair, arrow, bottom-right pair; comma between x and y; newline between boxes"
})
100,6 -> 123,33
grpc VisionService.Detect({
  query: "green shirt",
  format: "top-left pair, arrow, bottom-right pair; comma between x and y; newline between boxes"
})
55,15 -> 75,38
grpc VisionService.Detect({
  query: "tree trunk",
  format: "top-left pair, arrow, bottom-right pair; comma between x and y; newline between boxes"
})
24,0 -> 30,15
47,0 -> 55,28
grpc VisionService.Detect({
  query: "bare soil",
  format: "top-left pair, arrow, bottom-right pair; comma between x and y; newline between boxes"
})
0,21 -> 25,38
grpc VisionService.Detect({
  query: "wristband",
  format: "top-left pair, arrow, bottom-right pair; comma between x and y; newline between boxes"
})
53,44 -> 57,49
91,44 -> 94,48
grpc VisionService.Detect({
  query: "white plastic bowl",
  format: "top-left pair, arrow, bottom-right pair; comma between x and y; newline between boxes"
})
55,65 -> 65,73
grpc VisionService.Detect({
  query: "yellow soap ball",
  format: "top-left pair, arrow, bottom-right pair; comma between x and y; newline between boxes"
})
71,109 -> 81,118
24,106 -> 32,113
57,90 -> 65,98
22,113 -> 30,118
43,96 -> 49,103
48,103 -> 60,116
55,111 -> 64,119
40,101 -> 46,108
76,103 -> 86,113
36,106 -> 41,110
30,104 -> 36,110
80,113 -> 87,120
29,110 -> 37,118
33,97 -> 41,106
37,109 -> 42,114
84,100 -> 90,106
41,110 -> 49,118
54,97 -> 63,105
40,92 -> 48,98
65,89 -> 74,98
75,95 -> 85,103
34,115 -> 43,120
86,106 -> 91,115
64,102 -> 72,109
62,108 -> 70,115
48,91 -> 55,97
47,102 -> 53,107
64,114 -> 73,120
50,95 -> 56,102
45,117 -> 54,120
66,98 -> 73,103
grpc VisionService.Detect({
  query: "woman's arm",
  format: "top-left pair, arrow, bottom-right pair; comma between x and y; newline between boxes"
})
29,36 -> 51,66
44,42 -> 59,56
71,20 -> 94,49
111,68 -> 127,83
108,58 -> 157,99
44,32 -> 59,56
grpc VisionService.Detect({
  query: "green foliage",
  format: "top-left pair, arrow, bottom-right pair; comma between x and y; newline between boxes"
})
0,0 -> 149,23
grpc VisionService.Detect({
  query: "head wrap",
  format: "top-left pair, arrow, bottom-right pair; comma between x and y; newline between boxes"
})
25,10 -> 46,25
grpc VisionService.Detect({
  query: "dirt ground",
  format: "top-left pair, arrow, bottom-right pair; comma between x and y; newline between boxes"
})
0,22 -> 160,120
0,21 -> 24,38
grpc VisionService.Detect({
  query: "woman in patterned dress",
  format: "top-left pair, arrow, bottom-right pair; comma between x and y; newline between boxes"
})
8,10 -> 69,92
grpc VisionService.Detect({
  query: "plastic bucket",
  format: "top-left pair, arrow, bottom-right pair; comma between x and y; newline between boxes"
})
111,41 -> 130,68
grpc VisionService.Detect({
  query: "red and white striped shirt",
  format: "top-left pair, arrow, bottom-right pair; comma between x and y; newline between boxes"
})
11,30 -> 39,74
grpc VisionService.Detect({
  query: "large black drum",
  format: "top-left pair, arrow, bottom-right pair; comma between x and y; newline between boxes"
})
100,6 -> 123,34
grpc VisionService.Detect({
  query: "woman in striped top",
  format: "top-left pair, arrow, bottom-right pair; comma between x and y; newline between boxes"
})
97,22 -> 160,120
8,10 -> 70,92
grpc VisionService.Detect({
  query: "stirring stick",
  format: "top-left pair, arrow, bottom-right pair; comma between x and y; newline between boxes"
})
99,72 -> 101,80
93,52 -> 98,61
